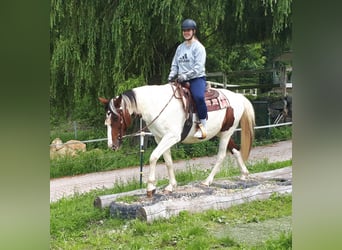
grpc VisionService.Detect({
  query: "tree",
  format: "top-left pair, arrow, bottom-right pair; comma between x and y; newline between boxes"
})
50,0 -> 292,125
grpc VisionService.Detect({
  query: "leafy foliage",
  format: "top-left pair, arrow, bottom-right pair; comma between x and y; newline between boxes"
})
50,0 -> 292,125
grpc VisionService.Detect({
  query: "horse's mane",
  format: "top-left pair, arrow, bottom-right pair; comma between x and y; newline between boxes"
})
121,89 -> 138,114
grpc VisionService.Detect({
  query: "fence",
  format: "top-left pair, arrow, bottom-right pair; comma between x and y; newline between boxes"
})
53,120 -> 292,145
51,119 -> 292,187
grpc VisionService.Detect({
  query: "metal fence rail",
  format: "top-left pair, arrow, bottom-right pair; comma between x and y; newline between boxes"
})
50,121 -> 292,146
51,121 -> 292,187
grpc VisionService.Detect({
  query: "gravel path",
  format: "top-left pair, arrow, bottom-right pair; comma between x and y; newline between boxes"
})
50,140 -> 292,203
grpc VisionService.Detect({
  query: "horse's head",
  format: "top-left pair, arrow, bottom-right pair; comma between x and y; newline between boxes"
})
99,96 -> 131,151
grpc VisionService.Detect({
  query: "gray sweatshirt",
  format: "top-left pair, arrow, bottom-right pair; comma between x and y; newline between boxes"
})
168,40 -> 206,81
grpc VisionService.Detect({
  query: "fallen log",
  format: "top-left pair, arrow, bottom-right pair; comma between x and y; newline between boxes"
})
107,179 -> 292,222
94,167 -> 292,210
94,189 -> 146,209
138,184 -> 291,222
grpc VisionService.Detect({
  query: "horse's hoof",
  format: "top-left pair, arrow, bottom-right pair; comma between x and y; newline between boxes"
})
146,189 -> 156,198
240,175 -> 248,181
163,189 -> 172,195
199,181 -> 210,187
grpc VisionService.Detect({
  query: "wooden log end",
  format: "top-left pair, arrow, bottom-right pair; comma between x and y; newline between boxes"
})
137,207 -> 147,221
93,196 -> 102,208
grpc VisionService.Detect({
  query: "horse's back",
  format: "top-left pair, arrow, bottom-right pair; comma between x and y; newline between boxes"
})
212,88 -> 247,113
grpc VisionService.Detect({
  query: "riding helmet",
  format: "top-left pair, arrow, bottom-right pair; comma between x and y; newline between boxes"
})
181,19 -> 197,30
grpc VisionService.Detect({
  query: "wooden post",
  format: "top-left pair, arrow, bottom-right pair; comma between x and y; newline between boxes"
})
139,118 -> 144,188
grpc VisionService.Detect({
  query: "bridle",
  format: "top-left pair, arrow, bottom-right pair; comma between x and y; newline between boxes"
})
106,84 -> 178,146
107,100 -> 129,145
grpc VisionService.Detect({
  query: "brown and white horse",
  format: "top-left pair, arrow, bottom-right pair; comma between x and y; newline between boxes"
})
99,83 -> 255,197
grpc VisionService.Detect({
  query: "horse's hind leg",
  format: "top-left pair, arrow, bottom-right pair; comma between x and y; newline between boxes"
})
228,139 -> 249,180
202,132 -> 231,186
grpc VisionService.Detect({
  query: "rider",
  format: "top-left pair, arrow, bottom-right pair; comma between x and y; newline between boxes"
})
168,18 -> 208,139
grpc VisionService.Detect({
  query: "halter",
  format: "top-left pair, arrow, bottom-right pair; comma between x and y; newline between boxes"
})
107,99 -> 129,144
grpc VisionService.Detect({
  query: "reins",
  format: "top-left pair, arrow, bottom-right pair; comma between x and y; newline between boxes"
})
136,83 -> 179,133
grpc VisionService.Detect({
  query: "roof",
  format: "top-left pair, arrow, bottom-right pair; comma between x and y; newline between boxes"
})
274,51 -> 293,62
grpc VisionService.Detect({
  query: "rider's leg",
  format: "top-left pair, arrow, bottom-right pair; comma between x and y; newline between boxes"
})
190,77 -> 207,138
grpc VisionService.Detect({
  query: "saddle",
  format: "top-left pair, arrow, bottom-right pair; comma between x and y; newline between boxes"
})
174,81 -> 230,116
173,82 -> 230,140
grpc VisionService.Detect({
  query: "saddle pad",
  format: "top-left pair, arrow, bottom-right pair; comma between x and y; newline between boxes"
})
205,89 -> 230,112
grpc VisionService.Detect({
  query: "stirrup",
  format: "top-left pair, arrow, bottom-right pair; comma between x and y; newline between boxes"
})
194,124 -> 207,139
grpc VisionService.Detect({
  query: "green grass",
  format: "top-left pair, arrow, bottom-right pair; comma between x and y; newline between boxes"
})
50,148 -> 142,178
51,160 -> 292,249
51,194 -> 291,249
116,195 -> 141,204
251,232 -> 292,250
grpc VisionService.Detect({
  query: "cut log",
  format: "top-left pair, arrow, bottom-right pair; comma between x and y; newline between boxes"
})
94,189 -> 146,209
95,167 -> 293,222
106,180 -> 292,222
94,167 -> 292,209
138,184 -> 291,222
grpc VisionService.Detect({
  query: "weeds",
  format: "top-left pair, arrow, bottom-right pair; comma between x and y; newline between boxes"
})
51,161 -> 292,249
51,193 -> 292,249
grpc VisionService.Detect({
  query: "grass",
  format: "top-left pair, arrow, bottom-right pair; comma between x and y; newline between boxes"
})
51,194 -> 291,249
51,160 -> 292,249
116,195 -> 141,204
255,232 -> 292,250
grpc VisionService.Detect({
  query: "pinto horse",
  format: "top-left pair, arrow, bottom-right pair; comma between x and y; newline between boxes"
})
99,83 -> 255,197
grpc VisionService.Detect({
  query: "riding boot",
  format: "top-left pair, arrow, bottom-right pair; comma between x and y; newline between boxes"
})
194,119 -> 207,139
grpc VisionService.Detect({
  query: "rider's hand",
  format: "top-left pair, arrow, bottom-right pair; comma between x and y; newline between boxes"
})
168,75 -> 176,82
177,74 -> 187,82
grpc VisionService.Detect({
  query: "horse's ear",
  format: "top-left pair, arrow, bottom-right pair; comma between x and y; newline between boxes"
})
99,97 -> 109,105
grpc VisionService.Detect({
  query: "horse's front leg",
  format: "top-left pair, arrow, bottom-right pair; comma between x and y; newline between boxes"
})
162,148 -> 177,194
147,134 -> 180,197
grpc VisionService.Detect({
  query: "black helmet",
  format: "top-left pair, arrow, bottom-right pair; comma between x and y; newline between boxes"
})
181,19 -> 197,30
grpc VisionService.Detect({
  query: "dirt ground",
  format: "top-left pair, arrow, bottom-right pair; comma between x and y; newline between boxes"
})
50,140 -> 292,203
212,215 -> 292,246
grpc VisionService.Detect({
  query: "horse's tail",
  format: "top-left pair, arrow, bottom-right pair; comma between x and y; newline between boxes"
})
240,96 -> 255,161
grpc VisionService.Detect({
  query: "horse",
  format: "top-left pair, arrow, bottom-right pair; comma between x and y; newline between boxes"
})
99,82 -> 255,197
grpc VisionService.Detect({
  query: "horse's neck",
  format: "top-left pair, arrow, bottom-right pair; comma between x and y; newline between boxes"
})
132,84 -> 176,123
